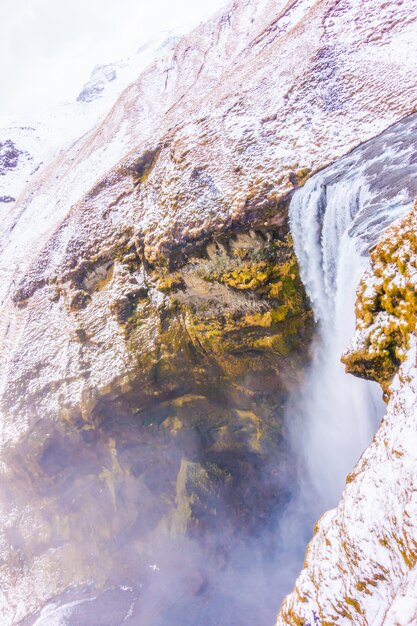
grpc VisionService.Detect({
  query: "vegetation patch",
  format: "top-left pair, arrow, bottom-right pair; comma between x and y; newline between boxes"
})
342,199 -> 417,392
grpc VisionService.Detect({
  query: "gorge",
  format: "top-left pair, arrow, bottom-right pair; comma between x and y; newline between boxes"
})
1,1 -> 417,625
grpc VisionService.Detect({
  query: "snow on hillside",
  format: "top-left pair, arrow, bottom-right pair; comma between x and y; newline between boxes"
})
0,34 -> 178,208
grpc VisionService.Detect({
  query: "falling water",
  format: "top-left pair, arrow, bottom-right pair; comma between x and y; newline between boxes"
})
290,181 -> 383,506
288,112 -> 417,509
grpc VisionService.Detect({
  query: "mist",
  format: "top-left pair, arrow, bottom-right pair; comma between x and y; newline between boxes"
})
9,371 -> 307,626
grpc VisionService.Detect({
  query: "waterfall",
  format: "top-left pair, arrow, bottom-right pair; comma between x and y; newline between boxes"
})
290,180 -> 383,505
288,112 -> 417,508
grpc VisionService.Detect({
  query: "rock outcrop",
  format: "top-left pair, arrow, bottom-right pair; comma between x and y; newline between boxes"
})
1,0 -> 417,624
343,202 -> 417,395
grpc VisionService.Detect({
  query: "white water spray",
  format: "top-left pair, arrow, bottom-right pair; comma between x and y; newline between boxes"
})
289,113 -> 417,506
290,180 -> 382,505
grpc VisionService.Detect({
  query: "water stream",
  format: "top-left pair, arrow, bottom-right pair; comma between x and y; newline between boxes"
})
289,177 -> 384,507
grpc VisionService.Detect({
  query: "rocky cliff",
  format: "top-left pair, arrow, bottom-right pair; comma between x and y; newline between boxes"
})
1,0 -> 417,624
2,0 -> 416,430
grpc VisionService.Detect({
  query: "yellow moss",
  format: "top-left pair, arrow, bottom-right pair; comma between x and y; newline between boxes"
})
155,272 -> 185,292
169,394 -> 207,407
238,409 -> 262,451
343,199 -> 417,388
220,261 -> 271,290
162,416 -> 183,434
346,597 -> 363,615
242,311 -> 273,327
117,228 -> 313,401
292,167 -> 312,187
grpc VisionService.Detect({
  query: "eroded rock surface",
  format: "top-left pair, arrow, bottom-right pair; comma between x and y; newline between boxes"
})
1,216 -> 313,624
2,0 -> 416,429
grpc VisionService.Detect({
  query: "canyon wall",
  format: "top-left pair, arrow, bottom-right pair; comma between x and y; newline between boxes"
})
2,0 -> 416,431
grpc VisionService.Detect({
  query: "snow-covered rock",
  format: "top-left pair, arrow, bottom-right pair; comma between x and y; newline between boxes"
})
2,0 -> 416,429
0,35 -> 176,209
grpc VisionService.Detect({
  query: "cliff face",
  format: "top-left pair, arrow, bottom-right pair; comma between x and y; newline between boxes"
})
3,0 -> 417,428
1,0 -> 417,624
277,200 -> 417,625
2,0 -> 416,453
0,36 -> 173,207
343,202 -> 417,395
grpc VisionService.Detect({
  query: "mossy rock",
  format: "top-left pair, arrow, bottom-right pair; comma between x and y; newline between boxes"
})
343,198 -> 417,392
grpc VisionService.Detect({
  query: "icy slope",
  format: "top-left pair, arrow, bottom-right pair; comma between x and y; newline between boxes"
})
0,35 -> 176,206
